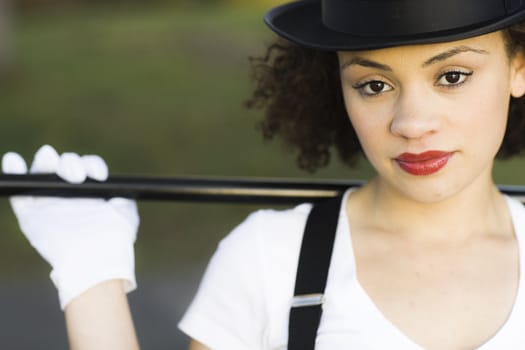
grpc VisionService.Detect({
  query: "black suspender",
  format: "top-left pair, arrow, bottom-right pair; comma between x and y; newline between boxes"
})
288,195 -> 343,350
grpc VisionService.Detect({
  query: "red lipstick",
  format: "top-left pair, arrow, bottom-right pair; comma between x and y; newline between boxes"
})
395,151 -> 453,176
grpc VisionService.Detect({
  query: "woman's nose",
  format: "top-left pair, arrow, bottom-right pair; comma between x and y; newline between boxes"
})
390,88 -> 442,139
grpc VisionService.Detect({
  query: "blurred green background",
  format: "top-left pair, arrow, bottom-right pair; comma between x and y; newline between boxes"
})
0,1 -> 524,348
0,0 -> 378,281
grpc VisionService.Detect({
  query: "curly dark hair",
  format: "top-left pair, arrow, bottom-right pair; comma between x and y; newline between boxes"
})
245,25 -> 525,173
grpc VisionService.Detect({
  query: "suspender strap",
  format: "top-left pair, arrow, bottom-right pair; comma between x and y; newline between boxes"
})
288,195 -> 343,350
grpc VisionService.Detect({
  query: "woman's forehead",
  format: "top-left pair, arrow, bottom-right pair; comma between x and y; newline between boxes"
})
338,31 -> 506,63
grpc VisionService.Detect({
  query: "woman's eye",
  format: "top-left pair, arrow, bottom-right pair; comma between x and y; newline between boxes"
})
437,71 -> 473,87
353,80 -> 393,96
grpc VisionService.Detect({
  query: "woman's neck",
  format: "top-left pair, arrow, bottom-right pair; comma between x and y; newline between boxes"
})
348,175 -> 513,243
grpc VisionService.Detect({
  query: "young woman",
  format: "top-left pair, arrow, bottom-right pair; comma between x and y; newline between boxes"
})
180,1 -> 525,349
5,0 -> 525,349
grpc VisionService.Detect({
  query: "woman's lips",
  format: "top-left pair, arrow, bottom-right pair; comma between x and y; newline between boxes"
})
395,151 -> 454,176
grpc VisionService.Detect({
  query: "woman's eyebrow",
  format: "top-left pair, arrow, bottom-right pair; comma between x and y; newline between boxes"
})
421,46 -> 489,67
340,46 -> 489,72
340,57 -> 392,71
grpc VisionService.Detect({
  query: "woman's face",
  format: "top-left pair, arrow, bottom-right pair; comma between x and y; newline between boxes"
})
338,31 -> 525,203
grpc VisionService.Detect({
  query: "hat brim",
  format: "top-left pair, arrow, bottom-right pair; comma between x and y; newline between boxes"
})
265,1 -> 525,51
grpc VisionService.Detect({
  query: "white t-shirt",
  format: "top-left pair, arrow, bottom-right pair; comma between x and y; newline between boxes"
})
179,190 -> 525,349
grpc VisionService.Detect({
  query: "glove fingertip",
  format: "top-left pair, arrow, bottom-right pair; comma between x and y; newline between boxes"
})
82,155 -> 109,181
2,152 -> 28,174
30,145 -> 60,174
57,153 -> 87,184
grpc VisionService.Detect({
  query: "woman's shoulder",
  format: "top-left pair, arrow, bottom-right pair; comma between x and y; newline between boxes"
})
212,202 -> 314,291
178,203 -> 315,348
219,202 -> 313,252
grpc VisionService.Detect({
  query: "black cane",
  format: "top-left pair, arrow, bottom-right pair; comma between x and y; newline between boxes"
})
0,174 -> 524,204
0,174 -> 361,204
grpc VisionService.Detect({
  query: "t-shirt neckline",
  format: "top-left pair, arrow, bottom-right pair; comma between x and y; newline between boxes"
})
335,189 -> 524,350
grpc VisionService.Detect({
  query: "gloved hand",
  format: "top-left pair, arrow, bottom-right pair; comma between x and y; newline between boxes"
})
2,145 -> 139,309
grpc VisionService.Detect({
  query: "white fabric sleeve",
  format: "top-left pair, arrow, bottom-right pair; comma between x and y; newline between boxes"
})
178,211 -> 269,350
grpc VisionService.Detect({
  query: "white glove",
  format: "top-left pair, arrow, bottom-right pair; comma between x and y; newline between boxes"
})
2,145 -> 139,309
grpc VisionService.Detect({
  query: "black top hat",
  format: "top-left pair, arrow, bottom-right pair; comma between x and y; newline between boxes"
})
265,0 -> 525,51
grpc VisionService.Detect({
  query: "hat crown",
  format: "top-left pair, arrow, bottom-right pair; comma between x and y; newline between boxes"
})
322,0 -> 525,37
264,0 -> 525,50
